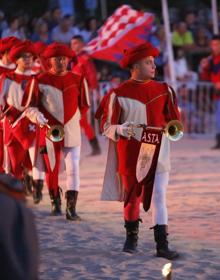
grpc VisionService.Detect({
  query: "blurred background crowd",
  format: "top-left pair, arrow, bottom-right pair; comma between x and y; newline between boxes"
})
0,0 -> 218,80
0,0 -> 219,135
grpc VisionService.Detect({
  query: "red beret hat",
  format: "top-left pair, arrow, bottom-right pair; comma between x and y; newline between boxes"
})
33,41 -> 47,55
120,42 -> 159,69
9,40 -> 36,62
0,36 -> 21,54
43,42 -> 76,59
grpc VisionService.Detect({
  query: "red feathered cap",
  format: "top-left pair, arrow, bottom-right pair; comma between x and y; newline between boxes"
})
9,40 -> 36,62
33,41 -> 47,55
120,43 -> 159,69
0,36 -> 21,54
43,42 -> 76,59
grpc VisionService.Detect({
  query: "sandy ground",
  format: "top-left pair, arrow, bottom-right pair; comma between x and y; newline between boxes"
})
28,135 -> 220,280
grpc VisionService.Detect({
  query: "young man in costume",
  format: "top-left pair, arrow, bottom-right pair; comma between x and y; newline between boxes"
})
97,43 -> 181,260
71,35 -> 101,156
0,40 -> 45,203
24,42 -> 90,220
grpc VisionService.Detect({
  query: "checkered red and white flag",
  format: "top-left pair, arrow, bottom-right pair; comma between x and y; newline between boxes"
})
85,5 -> 154,63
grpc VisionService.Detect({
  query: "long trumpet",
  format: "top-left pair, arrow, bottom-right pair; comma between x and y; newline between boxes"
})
44,124 -> 65,142
131,120 -> 184,141
164,120 -> 184,141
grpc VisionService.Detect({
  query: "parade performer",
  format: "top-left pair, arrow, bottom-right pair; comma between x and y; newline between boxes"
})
71,35 -> 101,156
24,42 -> 90,220
0,36 -> 20,173
96,43 -> 181,260
199,34 -> 220,149
0,40 -> 45,203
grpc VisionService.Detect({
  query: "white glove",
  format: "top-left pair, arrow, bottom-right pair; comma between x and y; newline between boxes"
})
36,113 -> 48,126
116,122 -> 135,139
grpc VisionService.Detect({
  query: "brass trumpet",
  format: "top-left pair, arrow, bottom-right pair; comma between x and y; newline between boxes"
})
164,120 -> 184,141
45,124 -> 65,142
133,120 -> 184,141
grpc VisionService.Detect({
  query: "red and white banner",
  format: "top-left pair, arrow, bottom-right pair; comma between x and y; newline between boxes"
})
137,128 -> 163,212
12,116 -> 37,150
85,5 -> 154,63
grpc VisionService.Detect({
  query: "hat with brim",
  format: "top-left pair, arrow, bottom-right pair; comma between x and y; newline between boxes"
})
120,43 -> 159,69
43,42 -> 76,59
0,36 -> 21,54
9,40 -> 36,62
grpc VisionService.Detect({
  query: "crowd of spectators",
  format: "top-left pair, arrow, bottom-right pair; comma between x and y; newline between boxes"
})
0,4 -> 219,82
0,2 -> 219,135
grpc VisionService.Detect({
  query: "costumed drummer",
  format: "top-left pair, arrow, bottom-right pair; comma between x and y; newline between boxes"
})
96,42 -> 181,260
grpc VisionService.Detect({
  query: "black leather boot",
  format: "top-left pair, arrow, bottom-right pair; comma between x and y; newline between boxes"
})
32,179 -> 43,204
49,188 -> 62,215
23,173 -> 33,195
153,224 -> 179,260
89,137 -> 101,156
123,219 -> 140,253
65,190 -> 81,221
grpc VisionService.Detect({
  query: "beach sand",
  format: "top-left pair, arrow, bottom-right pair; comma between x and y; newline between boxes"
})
28,135 -> 220,280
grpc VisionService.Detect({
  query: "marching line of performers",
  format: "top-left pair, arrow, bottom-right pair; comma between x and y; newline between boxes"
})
0,37 -> 182,260
0,36 -> 101,221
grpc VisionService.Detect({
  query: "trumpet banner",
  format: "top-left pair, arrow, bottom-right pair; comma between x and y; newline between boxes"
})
12,117 -> 37,150
136,128 -> 163,211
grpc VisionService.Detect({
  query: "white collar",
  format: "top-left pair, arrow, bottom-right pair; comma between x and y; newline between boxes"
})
0,59 -> 16,69
14,68 -> 36,76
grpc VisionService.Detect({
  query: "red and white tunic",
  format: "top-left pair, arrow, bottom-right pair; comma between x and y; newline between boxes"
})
23,71 -> 90,191
100,79 -> 180,200
31,71 -> 90,147
0,69 -> 36,177
0,69 -> 36,145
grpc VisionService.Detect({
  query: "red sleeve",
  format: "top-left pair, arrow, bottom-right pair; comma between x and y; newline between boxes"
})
82,59 -> 98,90
165,85 -> 181,121
100,91 -> 121,132
78,77 -> 90,115
95,89 -> 114,120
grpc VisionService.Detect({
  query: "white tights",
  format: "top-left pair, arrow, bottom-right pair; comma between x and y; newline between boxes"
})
28,144 -> 45,180
151,172 -> 169,225
62,146 -> 81,191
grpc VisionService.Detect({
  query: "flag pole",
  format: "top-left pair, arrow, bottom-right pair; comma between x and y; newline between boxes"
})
161,0 -> 176,89
100,0 -> 107,21
211,0 -> 219,35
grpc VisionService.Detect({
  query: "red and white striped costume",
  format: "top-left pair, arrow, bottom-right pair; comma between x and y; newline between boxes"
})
99,79 -> 180,223
0,69 -> 37,178
25,71 -> 90,194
